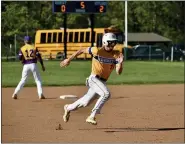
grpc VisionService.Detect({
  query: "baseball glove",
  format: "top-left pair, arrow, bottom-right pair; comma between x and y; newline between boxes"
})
60,59 -> 70,68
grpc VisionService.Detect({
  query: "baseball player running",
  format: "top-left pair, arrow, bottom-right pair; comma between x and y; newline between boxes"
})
60,33 -> 124,125
12,36 -> 46,100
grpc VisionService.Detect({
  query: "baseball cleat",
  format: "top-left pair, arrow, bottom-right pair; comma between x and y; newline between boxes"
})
12,94 -> 18,99
86,116 -> 97,125
63,104 -> 70,122
39,94 -> 45,99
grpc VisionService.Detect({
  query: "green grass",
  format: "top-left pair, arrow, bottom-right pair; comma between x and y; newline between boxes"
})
1,61 -> 184,87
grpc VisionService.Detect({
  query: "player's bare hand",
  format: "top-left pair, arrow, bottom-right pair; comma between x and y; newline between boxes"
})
60,59 -> 70,68
42,65 -> 45,71
117,53 -> 124,64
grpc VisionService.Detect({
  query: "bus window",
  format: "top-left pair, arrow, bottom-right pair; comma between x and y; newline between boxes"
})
40,33 -> 46,43
97,33 -> 103,47
80,32 -> 84,42
58,32 -> 62,43
74,32 -> 79,42
48,33 -> 52,43
69,32 -> 73,42
86,32 -> 90,42
53,32 -> 57,43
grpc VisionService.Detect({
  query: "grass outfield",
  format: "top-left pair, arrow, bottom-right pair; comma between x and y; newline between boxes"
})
1,61 -> 184,87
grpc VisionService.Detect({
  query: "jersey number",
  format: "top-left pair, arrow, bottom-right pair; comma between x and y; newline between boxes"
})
25,49 -> 34,58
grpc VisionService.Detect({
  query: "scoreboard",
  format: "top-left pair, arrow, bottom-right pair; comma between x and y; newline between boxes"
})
52,1 -> 107,13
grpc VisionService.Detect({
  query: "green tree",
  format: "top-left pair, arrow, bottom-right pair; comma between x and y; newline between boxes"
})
1,1 -> 184,44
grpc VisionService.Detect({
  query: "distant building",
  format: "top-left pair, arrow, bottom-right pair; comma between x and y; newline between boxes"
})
127,33 -> 172,47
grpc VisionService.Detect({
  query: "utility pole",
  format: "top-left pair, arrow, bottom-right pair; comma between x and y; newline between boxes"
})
63,13 -> 67,59
90,14 -> 94,48
26,2 -> 29,36
124,0 -> 128,60
184,2 -> 185,52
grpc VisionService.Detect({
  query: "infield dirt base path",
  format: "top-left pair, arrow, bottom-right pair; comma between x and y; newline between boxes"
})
2,84 -> 184,142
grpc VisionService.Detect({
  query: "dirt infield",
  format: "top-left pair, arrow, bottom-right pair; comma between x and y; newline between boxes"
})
2,84 -> 184,142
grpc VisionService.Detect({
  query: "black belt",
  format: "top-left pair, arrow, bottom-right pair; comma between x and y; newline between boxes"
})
95,75 -> 107,82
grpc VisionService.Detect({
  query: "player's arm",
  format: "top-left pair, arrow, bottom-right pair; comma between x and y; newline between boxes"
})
18,50 -> 23,61
36,48 -> 45,71
60,47 -> 96,67
68,48 -> 88,61
116,53 -> 124,75
18,50 -> 25,64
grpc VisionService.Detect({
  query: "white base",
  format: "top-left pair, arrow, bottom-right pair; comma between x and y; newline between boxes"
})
59,95 -> 78,100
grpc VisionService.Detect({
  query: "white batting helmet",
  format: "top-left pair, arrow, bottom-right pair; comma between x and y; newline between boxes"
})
102,33 -> 117,46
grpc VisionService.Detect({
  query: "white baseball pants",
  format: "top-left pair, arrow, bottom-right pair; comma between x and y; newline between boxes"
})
67,74 -> 110,118
13,63 -> 43,97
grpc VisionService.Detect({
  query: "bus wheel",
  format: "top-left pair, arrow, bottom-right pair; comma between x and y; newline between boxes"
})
165,56 -> 170,61
56,52 -> 64,60
179,56 -> 184,61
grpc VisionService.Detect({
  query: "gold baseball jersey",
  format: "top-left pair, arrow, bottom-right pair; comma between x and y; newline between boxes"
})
19,44 -> 39,64
86,47 -> 120,80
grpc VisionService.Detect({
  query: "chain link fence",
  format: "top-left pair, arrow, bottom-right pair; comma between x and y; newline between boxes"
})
1,34 -> 25,61
2,35 -> 184,62
125,45 -> 184,61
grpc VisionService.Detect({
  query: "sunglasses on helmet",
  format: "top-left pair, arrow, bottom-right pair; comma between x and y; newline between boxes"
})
107,40 -> 117,46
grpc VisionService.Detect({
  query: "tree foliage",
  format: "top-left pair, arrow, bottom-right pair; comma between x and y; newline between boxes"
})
2,1 -> 185,43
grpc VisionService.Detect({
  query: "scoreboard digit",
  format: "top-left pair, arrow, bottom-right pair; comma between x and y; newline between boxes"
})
61,4 -> 66,12
99,5 -> 104,13
80,2 -> 85,9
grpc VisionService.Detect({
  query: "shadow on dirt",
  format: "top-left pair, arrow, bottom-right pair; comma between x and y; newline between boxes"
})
111,96 -> 129,99
32,97 -> 58,102
79,127 -> 185,132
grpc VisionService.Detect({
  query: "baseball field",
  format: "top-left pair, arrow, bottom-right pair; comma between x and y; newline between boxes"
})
2,61 -> 185,142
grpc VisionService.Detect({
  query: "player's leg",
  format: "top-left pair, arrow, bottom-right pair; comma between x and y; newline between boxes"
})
31,63 -> 44,99
12,65 -> 30,99
67,88 -> 96,111
86,75 -> 110,125
63,87 -> 96,122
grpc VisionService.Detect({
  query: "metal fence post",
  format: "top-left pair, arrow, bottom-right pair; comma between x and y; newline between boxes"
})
149,45 -> 151,60
171,46 -> 174,62
10,44 -> 12,56
163,52 -> 165,62
14,34 -> 17,60
124,48 -> 127,60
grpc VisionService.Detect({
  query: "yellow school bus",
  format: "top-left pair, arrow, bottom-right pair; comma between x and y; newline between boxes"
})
34,26 -> 126,59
